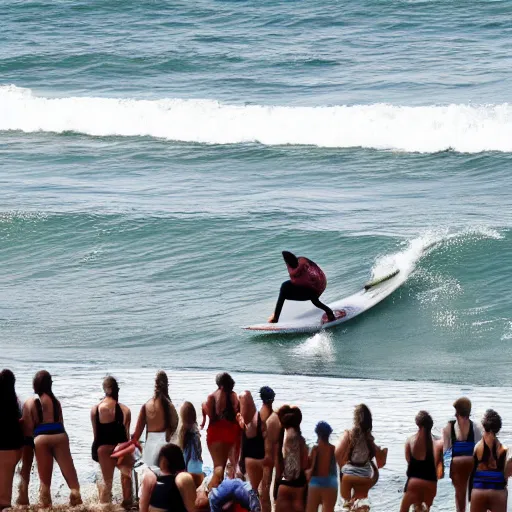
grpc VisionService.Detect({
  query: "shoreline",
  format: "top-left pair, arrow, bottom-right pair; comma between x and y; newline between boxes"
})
6,365 -> 512,511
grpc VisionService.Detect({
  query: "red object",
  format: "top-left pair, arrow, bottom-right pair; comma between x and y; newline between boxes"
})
321,309 -> 346,324
234,504 -> 249,512
111,439 -> 141,458
207,419 -> 241,445
287,257 -> 327,296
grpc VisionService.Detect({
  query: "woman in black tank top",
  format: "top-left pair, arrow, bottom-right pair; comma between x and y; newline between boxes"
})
400,411 -> 443,512
91,376 -> 133,507
139,443 -> 196,512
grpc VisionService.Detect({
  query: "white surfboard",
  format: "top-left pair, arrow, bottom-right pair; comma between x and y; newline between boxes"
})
244,268 -> 408,334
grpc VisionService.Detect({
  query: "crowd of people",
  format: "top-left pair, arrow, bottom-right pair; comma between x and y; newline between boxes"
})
1,368 -> 511,512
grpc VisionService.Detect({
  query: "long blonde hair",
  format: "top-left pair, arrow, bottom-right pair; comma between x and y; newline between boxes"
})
178,401 -> 198,450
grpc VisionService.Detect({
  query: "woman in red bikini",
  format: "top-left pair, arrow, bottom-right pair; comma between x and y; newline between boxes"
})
268,251 -> 335,323
205,373 -> 241,489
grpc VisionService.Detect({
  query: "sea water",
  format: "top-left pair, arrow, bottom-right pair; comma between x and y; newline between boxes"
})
2,1 -> 512,510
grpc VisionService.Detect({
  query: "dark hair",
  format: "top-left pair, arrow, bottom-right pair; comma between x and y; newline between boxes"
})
260,386 -> 275,405
279,406 -> 302,432
482,409 -> 502,434
282,251 -> 299,269
315,421 -> 333,442
0,369 -> 21,423
33,370 -> 61,419
154,370 -> 173,430
416,410 -> 434,459
158,443 -> 186,473
216,372 -> 235,420
103,376 -> 120,401
453,397 -> 472,418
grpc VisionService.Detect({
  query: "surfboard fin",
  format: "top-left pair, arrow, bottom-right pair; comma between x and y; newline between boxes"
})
363,269 -> 400,291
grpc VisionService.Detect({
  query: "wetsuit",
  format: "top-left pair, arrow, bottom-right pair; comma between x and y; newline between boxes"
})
273,252 -> 334,322
149,474 -> 187,512
91,402 -> 127,462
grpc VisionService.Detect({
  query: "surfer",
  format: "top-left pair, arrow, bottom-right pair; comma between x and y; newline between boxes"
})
268,251 -> 335,323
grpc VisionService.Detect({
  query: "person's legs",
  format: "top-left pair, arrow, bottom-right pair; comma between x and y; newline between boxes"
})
451,458 -> 473,512
53,434 -> 80,489
0,449 -> 21,508
97,444 -> 117,503
34,436 -> 55,507
16,444 -> 33,506
321,487 -> 338,512
260,465 -> 273,512
310,297 -> 335,321
208,441 -> 232,489
305,486 -> 322,512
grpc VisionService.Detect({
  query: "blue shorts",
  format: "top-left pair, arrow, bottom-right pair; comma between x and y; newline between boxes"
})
309,476 -> 338,489
187,459 -> 203,474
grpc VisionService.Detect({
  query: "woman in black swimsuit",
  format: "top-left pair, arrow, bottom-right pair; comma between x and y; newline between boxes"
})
91,376 -> 133,506
238,391 -> 268,512
0,369 -> 24,509
139,443 -> 196,512
400,411 -> 443,512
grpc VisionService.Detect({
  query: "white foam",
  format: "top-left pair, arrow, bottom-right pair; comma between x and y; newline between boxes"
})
2,85 -> 512,153
370,227 -> 503,282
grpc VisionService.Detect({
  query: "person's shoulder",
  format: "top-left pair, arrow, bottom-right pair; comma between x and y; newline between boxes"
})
119,402 -> 131,414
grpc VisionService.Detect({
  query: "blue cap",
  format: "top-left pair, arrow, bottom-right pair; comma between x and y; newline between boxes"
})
259,386 -> 275,402
315,421 -> 333,439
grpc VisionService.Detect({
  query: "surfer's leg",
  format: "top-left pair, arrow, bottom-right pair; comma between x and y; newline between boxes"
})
270,281 -> 306,322
311,297 -> 335,322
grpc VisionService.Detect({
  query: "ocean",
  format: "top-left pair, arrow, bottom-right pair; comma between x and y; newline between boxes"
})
2,1 -> 512,510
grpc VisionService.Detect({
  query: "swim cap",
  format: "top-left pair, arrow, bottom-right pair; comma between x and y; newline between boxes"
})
315,421 -> 333,440
259,386 -> 275,403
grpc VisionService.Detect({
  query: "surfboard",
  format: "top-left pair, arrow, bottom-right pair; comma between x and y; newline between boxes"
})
244,268 -> 407,334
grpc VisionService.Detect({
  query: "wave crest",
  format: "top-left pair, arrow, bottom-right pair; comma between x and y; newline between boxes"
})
2,85 -> 512,153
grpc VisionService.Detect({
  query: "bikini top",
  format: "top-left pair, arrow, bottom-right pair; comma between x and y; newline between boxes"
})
450,420 -> 475,457
35,396 -> 61,424
475,440 -> 507,472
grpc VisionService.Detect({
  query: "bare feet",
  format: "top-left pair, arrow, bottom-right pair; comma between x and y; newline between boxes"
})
267,314 -> 277,323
